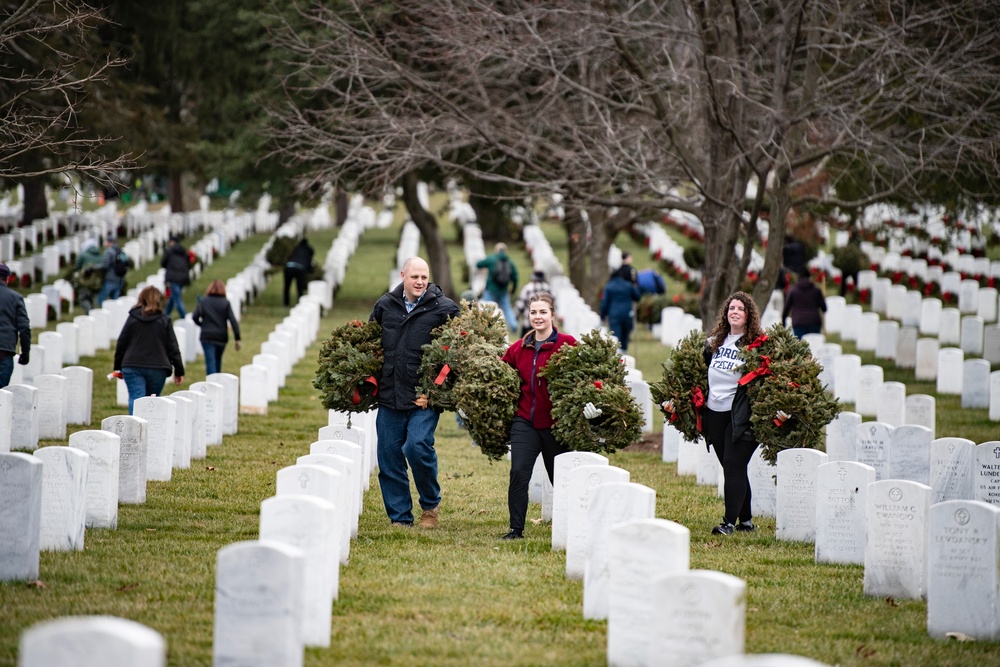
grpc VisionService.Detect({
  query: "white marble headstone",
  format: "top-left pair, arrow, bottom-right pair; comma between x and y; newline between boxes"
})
863,479 -> 931,599
776,449 -> 828,543
815,461 -> 875,565
0,452 -> 44,581
582,482 -> 656,620
565,465 -> 630,579
646,570 -> 746,667
34,446 -> 89,552
930,437 -> 976,503
19,616 -> 166,667
133,397 -> 176,482
259,494 -> 337,648
68,430 -> 121,529
551,451 -> 608,551
855,422 -> 893,480
888,425 -> 932,485
212,540 -> 305,667
607,519 -> 690,667
927,500 -> 1000,640
101,415 -> 148,505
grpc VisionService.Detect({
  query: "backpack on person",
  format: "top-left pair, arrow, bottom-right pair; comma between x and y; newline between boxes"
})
112,249 -> 131,277
491,257 -> 512,288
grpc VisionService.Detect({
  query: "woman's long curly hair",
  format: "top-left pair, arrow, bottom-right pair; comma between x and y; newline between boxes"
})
706,291 -> 763,354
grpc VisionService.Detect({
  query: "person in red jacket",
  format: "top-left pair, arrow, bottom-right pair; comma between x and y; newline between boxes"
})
499,292 -> 576,540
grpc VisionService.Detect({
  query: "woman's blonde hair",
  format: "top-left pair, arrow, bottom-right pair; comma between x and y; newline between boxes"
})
137,286 -> 164,316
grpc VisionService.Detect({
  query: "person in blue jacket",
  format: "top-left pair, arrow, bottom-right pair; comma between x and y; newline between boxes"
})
599,265 -> 641,352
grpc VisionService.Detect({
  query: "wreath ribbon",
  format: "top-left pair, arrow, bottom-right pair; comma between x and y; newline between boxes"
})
739,354 -> 772,386
745,334 -> 768,350
691,386 -> 705,431
351,376 -> 379,405
433,363 -> 451,385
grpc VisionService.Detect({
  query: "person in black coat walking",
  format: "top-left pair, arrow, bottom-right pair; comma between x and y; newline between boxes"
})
370,257 -> 459,528
782,268 -> 827,338
161,236 -> 192,318
114,286 -> 185,414
192,279 -> 241,375
284,237 -> 315,306
0,263 -> 30,387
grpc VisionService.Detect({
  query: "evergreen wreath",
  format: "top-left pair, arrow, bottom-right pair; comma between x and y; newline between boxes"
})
649,329 -> 708,443
313,319 -> 384,415
451,341 -> 521,461
417,302 -> 509,410
741,324 -> 842,464
538,330 -> 644,454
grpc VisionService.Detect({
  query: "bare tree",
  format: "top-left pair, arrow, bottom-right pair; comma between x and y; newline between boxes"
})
1,0 -> 135,220
270,0 -> 1000,320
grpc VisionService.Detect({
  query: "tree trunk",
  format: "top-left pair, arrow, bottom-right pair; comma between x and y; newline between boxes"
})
401,171 -> 455,299
564,207 -> 588,296
277,198 -> 296,225
468,191 -> 509,242
168,170 -> 184,213
20,177 -> 48,226
753,172 -> 791,308
335,188 -> 348,227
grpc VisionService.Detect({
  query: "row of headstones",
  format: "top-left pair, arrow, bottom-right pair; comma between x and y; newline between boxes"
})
525,449 -> 826,666
662,424 -> 1000,642
859,270 -> 999,321
856,203 -> 996,261
320,194 -> 389,293
825,294 -> 1000,366
0,372 -> 240,563
804,330 -> 1000,422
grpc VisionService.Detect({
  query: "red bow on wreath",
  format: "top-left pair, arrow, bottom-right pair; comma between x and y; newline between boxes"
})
691,386 -> 705,431
433,364 -> 451,385
351,376 -> 379,404
738,355 -> 772,386
745,334 -> 768,350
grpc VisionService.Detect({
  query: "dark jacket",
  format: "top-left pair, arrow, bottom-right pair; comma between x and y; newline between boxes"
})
99,245 -> 123,286
286,240 -> 315,270
114,307 -> 185,376
704,341 -> 755,445
502,329 -> 576,429
192,295 -> 241,344
599,275 -> 641,322
476,251 -> 519,295
782,277 -> 827,328
370,283 -> 459,410
0,284 -> 30,357
161,243 -> 191,286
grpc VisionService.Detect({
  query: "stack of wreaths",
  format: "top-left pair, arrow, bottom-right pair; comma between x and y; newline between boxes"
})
650,324 -> 841,464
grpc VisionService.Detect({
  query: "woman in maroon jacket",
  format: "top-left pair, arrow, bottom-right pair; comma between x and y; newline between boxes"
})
499,292 -> 576,540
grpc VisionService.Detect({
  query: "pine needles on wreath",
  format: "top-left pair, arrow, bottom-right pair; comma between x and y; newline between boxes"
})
742,324 -> 841,464
538,330 -> 643,454
649,329 -> 708,443
313,319 -> 383,414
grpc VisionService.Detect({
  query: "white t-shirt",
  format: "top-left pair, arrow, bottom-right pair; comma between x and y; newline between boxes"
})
707,333 -> 744,411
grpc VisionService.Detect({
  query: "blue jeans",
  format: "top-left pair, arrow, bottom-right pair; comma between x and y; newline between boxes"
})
0,355 -> 13,388
609,316 -> 634,352
96,278 -> 123,306
202,341 -> 226,375
376,406 -> 442,523
122,366 -> 171,414
165,282 -> 186,318
483,289 -> 517,332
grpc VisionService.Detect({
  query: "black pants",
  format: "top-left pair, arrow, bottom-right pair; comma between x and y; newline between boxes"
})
283,265 -> 308,306
507,416 -> 567,532
702,407 -> 757,524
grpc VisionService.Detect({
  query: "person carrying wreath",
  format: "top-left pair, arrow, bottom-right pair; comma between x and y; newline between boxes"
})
666,291 -> 763,536
499,292 -> 576,540
370,256 -> 459,528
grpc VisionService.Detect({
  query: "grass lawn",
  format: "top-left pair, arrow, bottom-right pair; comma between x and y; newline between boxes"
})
1,207 -> 999,666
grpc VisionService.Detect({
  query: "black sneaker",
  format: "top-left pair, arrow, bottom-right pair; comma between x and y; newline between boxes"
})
736,521 -> 755,532
711,521 -> 735,536
501,529 -> 524,540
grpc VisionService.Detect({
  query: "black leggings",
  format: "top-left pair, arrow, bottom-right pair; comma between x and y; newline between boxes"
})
702,407 -> 757,524
507,417 -> 568,532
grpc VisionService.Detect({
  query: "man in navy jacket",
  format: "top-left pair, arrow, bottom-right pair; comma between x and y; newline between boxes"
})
370,257 -> 459,528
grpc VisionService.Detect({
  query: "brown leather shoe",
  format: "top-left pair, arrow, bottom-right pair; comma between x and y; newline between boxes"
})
417,506 -> 439,529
